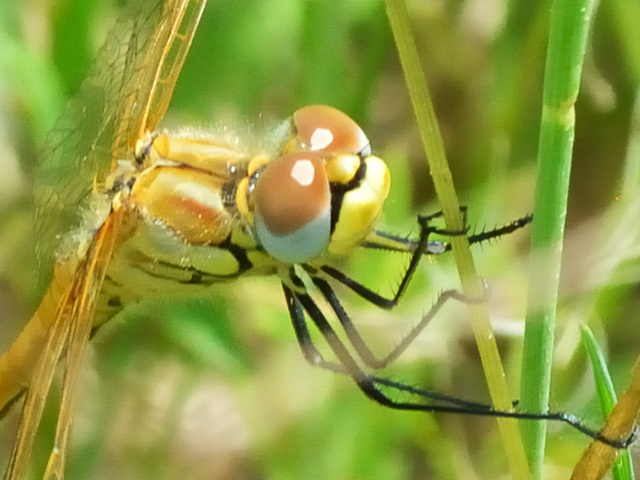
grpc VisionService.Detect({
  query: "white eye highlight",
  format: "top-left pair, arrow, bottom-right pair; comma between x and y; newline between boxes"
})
290,159 -> 316,186
309,128 -> 333,151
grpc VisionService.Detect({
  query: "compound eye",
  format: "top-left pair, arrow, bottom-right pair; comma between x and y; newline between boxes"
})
293,105 -> 371,156
254,152 -> 331,263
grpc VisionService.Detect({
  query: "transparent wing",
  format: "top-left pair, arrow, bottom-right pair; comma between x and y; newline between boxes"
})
5,0 -> 208,476
34,0 -> 206,290
114,0 -> 207,156
43,207 -> 125,480
5,207 -> 124,480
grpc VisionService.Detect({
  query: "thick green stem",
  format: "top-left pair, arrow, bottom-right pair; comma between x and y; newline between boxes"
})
520,0 -> 596,476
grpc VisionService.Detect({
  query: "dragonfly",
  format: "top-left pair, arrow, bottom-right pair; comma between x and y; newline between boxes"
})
0,0 -> 633,478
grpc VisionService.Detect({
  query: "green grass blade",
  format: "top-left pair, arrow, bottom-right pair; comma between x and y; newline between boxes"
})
580,325 -> 634,480
519,0 -> 597,475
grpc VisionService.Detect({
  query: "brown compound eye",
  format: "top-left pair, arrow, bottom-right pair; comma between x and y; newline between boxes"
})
292,105 -> 371,156
253,152 -> 331,263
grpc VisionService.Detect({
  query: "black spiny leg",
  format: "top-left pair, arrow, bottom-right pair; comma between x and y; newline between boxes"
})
313,276 -> 470,369
282,282 -> 494,410
363,209 -> 533,256
281,211 -> 636,447
322,212 -> 466,310
315,212 -> 484,369
282,282 -> 344,375
281,275 -> 635,448
284,272 -> 488,415
313,211 -> 529,369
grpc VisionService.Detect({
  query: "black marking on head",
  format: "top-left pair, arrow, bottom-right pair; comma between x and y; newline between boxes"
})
329,158 -> 367,233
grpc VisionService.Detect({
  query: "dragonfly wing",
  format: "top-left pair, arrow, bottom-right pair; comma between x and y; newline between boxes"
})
5,206 -> 124,480
6,0 -> 207,475
34,0 -> 207,292
1,0 -> 209,411
4,288 -> 72,480
44,206 -> 125,480
119,0 -> 207,152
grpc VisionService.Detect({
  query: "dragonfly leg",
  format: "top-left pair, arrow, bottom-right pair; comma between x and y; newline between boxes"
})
285,280 -> 498,410
318,210 -> 492,369
286,280 -> 529,412
313,276 -> 477,369
282,283 -> 347,375
282,281 -> 635,448
321,211 -> 455,310
283,282 -> 493,407
363,209 -> 532,255
416,206 -> 469,236
463,214 -> 533,251
361,206 -> 468,254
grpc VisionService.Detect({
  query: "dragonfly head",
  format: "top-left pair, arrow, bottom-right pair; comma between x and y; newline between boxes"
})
252,105 -> 390,264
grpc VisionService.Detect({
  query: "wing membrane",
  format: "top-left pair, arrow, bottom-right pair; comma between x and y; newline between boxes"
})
5,207 -> 124,480
44,206 -> 125,480
35,0 -> 207,291
120,0 -> 207,152
5,0 -> 208,476
4,287 -> 72,480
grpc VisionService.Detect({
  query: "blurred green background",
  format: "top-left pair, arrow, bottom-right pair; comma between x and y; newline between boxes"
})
1,0 -> 640,478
